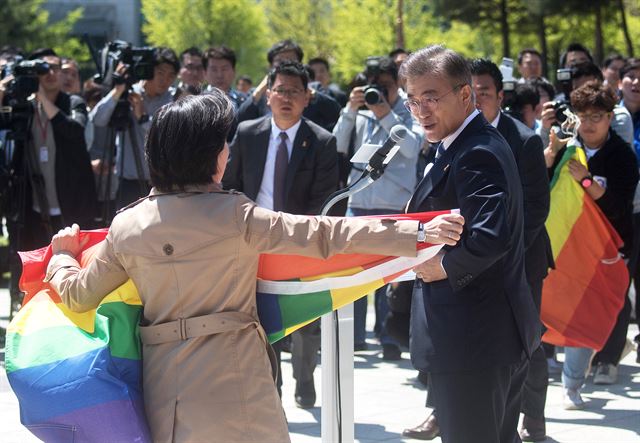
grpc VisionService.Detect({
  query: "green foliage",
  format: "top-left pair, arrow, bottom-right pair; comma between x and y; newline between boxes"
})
0,0 -> 84,61
141,0 -> 269,81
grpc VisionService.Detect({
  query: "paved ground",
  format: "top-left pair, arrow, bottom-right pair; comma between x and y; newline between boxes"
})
1,288 -> 639,443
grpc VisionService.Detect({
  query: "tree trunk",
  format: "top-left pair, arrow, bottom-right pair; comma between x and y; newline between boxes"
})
618,0 -> 634,57
500,0 -> 510,58
536,13 -> 549,79
395,0 -> 405,49
594,1 -> 603,64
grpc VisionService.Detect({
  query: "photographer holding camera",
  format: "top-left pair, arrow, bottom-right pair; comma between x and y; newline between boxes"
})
90,47 -> 179,209
0,48 -> 96,312
538,61 -> 634,149
333,55 -> 421,359
0,48 -> 96,248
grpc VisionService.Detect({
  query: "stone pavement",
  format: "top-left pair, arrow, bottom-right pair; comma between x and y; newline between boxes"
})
1,287 -> 639,443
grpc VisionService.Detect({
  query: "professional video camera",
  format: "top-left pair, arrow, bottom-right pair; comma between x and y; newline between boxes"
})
0,58 -> 50,128
94,40 -> 156,89
362,56 -> 388,105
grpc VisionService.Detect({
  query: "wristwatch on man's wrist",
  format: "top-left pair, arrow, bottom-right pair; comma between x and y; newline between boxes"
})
137,113 -> 150,124
417,222 -> 426,243
580,174 -> 593,189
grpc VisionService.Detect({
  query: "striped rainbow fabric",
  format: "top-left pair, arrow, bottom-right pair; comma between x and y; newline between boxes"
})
541,144 -> 628,350
6,231 -> 151,442
5,211 -> 449,441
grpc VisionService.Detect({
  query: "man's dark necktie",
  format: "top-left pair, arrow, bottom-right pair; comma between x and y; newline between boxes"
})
273,132 -> 288,211
434,142 -> 445,160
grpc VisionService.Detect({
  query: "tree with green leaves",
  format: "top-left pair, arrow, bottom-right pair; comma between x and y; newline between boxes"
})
0,0 -> 84,61
141,0 -> 269,81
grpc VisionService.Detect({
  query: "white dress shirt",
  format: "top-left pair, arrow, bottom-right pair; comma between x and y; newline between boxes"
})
255,118 -> 302,210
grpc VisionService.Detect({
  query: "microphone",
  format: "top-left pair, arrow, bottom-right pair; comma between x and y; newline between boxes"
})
367,125 -> 408,178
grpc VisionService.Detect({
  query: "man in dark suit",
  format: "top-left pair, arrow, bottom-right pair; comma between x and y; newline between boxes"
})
399,46 -> 540,443
223,61 -> 339,409
236,39 -> 341,133
404,58 -> 554,442
470,59 -> 554,441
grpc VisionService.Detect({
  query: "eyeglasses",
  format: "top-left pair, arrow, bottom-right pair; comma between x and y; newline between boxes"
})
576,112 -> 610,123
271,87 -> 305,98
184,63 -> 204,71
404,84 -> 465,113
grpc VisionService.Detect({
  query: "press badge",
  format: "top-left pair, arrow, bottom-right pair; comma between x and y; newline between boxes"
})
39,146 -> 49,163
593,175 -> 607,189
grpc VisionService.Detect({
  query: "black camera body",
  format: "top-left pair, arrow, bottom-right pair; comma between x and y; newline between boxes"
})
362,56 -> 388,105
1,59 -> 50,108
96,40 -> 156,89
553,99 -> 572,124
363,84 -> 387,105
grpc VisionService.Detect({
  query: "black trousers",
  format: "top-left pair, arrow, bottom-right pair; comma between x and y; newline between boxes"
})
429,358 -> 528,443
272,319 -> 320,395
520,279 -> 548,420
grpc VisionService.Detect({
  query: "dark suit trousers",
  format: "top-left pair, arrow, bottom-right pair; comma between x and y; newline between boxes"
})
521,279 -> 548,420
430,358 -> 528,443
273,319 -> 320,395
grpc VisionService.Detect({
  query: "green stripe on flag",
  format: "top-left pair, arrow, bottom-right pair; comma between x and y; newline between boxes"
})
278,290 -> 333,330
96,302 -> 142,360
5,326 -> 106,372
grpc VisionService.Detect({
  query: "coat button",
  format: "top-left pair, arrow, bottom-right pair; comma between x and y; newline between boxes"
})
163,243 -> 174,256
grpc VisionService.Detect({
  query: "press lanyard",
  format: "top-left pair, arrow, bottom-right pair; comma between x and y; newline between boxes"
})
34,104 -> 49,141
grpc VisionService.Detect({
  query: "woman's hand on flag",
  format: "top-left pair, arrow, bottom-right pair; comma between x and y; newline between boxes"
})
52,223 -> 89,257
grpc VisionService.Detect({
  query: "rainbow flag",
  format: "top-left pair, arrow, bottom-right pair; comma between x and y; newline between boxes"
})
5,211 -> 449,441
5,231 -> 151,442
541,145 -> 628,350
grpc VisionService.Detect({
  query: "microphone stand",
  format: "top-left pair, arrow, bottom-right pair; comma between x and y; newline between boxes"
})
319,152 -> 392,443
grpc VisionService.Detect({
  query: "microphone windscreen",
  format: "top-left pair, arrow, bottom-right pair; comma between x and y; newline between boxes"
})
390,125 -> 408,142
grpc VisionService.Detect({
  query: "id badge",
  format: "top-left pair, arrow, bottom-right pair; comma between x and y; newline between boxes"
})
39,146 -> 49,163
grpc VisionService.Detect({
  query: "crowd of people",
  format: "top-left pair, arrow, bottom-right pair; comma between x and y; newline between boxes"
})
1,36 -> 640,443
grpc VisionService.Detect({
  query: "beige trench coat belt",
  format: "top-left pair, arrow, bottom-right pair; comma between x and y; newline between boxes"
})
139,311 -> 263,345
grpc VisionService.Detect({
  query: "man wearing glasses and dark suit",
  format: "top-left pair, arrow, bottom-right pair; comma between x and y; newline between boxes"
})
223,61 -> 338,409
401,45 -> 540,443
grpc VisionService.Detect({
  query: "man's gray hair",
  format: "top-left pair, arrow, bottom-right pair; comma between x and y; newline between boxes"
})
399,45 -> 471,88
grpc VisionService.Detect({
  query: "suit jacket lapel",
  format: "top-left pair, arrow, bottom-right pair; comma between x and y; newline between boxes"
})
409,113 -> 488,211
284,119 -> 311,199
247,117 -> 271,200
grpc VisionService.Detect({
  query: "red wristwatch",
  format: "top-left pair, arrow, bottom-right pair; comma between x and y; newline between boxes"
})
580,174 -> 593,189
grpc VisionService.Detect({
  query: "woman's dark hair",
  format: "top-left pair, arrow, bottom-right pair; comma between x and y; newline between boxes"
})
145,90 -> 235,191
570,80 -> 617,113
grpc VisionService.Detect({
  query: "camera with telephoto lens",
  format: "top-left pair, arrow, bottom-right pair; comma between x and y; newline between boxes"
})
94,40 -> 156,89
362,56 -> 388,105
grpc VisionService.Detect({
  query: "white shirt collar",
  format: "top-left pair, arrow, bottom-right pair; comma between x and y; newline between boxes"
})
441,109 -> 480,150
490,112 -> 501,128
270,118 -> 302,143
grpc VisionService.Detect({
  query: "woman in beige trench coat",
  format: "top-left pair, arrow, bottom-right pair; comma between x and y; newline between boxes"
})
46,92 -> 463,442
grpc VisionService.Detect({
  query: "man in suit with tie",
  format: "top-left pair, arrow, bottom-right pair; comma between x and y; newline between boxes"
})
404,58 -> 554,442
222,61 -> 338,409
400,45 -> 540,443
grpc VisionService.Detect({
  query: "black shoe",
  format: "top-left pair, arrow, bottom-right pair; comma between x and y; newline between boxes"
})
294,379 -> 316,409
417,370 -> 429,387
354,342 -> 368,352
382,344 -> 402,361
519,415 -> 547,442
402,412 -> 440,440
